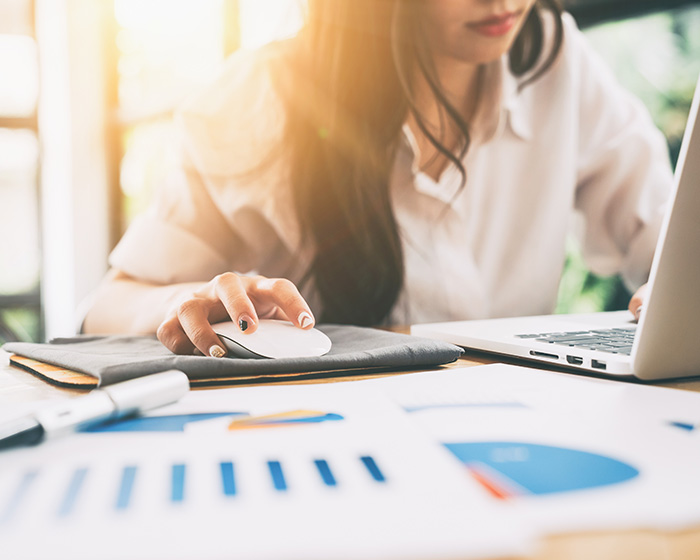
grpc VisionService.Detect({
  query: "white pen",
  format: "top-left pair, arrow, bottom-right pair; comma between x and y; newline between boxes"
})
0,370 -> 190,450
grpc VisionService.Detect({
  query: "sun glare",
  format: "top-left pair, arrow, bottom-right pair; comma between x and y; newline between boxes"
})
111,0 -> 307,225
114,0 -> 305,52
239,0 -> 305,50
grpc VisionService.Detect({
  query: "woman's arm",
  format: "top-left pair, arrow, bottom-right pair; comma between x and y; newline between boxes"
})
83,269 -> 205,336
83,269 -> 315,357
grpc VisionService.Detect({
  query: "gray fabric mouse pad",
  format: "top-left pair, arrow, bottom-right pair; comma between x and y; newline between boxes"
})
3,325 -> 464,387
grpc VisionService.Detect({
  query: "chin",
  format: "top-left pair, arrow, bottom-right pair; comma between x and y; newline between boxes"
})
443,30 -> 520,65
454,45 -> 512,66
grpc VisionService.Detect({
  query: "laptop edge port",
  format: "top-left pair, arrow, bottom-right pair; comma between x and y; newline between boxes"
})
530,350 -> 559,360
566,355 -> 583,365
591,359 -> 607,371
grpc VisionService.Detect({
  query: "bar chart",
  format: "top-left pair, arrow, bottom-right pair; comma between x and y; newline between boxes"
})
0,453 -> 388,525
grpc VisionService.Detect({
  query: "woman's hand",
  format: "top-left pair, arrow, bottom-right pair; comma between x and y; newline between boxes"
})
628,283 -> 648,322
157,273 -> 315,357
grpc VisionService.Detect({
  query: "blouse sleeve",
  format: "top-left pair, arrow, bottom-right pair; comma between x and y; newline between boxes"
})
109,45 -> 300,285
568,15 -> 673,291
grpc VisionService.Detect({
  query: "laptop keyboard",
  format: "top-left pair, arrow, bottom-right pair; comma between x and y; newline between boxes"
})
515,326 -> 637,356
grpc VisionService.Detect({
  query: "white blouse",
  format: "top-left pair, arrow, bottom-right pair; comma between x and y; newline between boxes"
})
109,14 -> 673,325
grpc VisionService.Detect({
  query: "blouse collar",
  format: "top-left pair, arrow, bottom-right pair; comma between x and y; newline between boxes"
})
501,56 -> 534,141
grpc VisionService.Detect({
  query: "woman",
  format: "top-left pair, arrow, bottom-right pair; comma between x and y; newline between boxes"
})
84,0 -> 671,359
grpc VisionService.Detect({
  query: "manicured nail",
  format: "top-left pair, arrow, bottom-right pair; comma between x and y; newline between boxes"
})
239,315 -> 254,332
209,344 -> 226,358
298,311 -> 314,329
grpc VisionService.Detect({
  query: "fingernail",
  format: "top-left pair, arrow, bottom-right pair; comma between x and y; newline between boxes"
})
298,311 -> 314,329
239,314 -> 254,332
635,305 -> 644,320
209,344 -> 226,358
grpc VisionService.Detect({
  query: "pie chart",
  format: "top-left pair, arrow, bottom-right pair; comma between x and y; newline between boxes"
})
444,442 -> 639,499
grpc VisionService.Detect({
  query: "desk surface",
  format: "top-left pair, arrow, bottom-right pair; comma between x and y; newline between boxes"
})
3,349 -> 700,560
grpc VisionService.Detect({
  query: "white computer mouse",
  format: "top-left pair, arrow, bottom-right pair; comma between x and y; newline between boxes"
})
211,319 -> 332,359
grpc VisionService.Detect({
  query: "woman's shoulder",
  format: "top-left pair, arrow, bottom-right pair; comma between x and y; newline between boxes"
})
175,41 -> 294,178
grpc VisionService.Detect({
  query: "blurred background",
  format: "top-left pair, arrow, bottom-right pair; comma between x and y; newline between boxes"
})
1,0 -> 699,343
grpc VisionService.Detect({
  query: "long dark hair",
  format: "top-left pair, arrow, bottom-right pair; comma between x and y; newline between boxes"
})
276,0 -> 563,326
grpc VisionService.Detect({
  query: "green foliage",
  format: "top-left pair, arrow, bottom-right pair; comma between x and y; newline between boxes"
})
0,308 -> 41,344
555,239 -> 631,314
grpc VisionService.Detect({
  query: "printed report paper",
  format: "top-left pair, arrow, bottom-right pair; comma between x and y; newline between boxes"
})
0,382 -> 531,560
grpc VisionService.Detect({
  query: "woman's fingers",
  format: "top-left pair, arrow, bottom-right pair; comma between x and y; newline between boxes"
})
210,273 -> 260,334
175,298 -> 228,357
628,283 -> 649,322
249,277 -> 315,329
157,314 -> 196,356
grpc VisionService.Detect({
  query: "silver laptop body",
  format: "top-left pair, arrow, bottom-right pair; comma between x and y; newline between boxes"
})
411,75 -> 700,381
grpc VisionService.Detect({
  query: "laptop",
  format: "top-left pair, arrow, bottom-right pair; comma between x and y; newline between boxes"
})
411,74 -> 700,381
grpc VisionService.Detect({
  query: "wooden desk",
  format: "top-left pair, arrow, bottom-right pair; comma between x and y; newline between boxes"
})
3,349 -> 700,560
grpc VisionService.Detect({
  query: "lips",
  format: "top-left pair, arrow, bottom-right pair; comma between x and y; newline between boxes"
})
466,12 -> 521,37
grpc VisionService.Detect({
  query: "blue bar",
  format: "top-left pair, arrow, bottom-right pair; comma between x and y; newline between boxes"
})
171,464 -> 186,503
220,462 -> 236,497
314,459 -> 337,487
116,466 -> 138,511
360,456 -> 386,482
267,461 -> 287,491
58,468 -> 88,517
0,471 -> 37,525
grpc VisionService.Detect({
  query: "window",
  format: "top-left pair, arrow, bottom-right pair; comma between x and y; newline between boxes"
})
0,0 -> 42,343
26,0 -> 305,340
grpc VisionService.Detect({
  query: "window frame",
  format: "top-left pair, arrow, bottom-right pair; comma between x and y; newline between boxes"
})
0,0 -> 43,342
